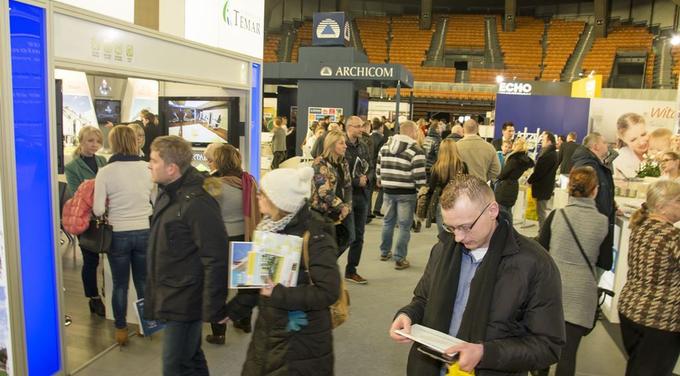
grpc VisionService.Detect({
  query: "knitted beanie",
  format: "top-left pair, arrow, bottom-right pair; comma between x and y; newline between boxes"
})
260,166 -> 314,213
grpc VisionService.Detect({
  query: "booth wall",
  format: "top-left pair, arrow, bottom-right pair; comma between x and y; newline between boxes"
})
494,94 -> 590,139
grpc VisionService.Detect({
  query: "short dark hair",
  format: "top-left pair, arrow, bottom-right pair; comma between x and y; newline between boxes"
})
544,131 -> 556,145
502,121 -> 514,131
371,117 -> 383,131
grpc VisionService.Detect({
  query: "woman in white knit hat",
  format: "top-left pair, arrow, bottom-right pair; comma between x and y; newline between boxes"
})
240,166 -> 341,375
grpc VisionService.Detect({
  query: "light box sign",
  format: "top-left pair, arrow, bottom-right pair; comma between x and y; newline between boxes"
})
312,12 -> 350,47
9,1 -> 62,374
185,0 -> 264,60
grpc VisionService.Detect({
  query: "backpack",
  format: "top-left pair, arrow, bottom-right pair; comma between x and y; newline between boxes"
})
62,179 -> 96,235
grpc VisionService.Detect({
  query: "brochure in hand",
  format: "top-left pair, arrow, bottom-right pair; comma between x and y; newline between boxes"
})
228,231 -> 303,289
394,324 -> 466,355
134,298 -> 165,336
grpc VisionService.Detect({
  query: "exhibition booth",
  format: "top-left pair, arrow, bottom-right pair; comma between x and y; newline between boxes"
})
496,76 -> 679,327
0,0 -> 263,374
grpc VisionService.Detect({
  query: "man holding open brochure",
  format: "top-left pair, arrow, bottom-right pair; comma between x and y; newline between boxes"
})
389,175 -> 565,376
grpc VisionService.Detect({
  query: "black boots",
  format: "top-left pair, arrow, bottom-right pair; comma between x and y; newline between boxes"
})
89,297 -> 105,317
233,317 -> 252,333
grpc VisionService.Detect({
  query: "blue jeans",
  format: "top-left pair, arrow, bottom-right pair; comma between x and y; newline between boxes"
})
107,229 -> 148,329
341,192 -> 368,275
163,320 -> 208,376
380,193 -> 417,262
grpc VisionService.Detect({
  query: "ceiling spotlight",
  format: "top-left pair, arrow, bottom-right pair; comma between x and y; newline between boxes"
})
672,35 -> 680,46
495,75 -> 504,84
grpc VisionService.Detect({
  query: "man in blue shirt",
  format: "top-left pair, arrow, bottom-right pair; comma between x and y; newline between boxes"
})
389,175 -> 565,376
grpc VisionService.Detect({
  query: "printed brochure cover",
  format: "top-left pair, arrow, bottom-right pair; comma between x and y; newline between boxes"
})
229,231 -> 303,289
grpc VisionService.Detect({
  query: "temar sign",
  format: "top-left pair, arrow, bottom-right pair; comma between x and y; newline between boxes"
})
320,65 -> 395,79
312,12 -> 350,47
184,0 -> 264,59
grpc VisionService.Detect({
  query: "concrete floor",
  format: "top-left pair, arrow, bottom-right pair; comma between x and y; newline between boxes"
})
68,217 -> 629,376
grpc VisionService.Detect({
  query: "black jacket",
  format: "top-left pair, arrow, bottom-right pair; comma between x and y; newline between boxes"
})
242,205 -> 341,376
557,141 -> 579,175
528,145 -> 559,200
494,151 -> 535,207
370,131 -> 386,166
397,221 -> 565,376
491,138 -> 504,151
145,168 -> 228,322
446,133 -> 463,142
571,145 -> 616,270
345,135 -> 374,199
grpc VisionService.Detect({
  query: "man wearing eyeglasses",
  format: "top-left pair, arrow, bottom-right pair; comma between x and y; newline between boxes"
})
389,175 -> 565,376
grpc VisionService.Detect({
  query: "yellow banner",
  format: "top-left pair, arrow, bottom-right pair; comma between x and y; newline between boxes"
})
571,75 -> 602,98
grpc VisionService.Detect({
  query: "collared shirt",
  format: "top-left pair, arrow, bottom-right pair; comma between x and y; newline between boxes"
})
449,247 -> 488,337
440,247 -> 487,376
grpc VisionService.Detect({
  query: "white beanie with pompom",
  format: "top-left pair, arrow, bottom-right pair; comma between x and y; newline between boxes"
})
260,166 -> 314,213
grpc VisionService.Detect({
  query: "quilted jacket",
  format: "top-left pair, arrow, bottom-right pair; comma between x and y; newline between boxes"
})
62,179 -> 95,235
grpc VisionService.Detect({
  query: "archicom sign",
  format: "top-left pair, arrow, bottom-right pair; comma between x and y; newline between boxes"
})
319,65 -> 395,79
498,82 -> 533,95
184,0 -> 264,59
312,12 -> 349,46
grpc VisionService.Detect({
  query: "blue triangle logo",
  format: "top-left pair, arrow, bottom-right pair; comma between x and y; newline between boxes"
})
322,24 -> 335,35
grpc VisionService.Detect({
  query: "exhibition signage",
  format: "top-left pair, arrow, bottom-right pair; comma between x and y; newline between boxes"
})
312,12 -> 350,47
320,65 -> 395,79
497,81 -> 571,97
55,0 -> 134,23
264,62 -> 414,87
589,98 -> 676,143
184,0 -> 264,59
9,1 -> 62,374
571,75 -> 603,98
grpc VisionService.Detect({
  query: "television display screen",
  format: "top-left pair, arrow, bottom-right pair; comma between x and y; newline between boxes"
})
94,99 -> 121,125
159,97 -> 239,146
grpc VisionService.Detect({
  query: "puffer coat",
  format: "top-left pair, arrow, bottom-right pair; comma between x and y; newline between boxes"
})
242,205 -> 341,376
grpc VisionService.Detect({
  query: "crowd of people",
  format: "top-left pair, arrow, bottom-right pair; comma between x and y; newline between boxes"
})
62,111 -> 678,376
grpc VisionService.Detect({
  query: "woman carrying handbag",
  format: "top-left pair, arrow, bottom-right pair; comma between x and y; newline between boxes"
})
537,166 -> 608,376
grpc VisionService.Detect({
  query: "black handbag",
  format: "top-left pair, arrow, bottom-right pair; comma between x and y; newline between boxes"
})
79,216 -> 113,254
560,210 -> 615,334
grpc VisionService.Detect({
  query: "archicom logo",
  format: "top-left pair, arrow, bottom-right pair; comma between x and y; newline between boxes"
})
320,66 -> 333,76
316,18 -> 341,39
222,0 -> 262,35
343,21 -> 351,42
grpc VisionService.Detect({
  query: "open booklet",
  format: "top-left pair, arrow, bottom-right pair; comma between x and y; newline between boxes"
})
394,324 -> 467,355
229,231 -> 303,289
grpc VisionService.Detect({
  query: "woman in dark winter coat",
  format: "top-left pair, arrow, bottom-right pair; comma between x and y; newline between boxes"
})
241,166 -> 341,376
494,137 -> 535,223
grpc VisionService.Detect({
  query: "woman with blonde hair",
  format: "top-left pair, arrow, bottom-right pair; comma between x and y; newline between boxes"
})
93,125 -> 154,345
203,144 -> 261,344
127,123 -> 145,157
613,113 -> 649,179
494,137 -> 535,223
310,130 -> 352,249
423,138 -> 468,233
618,180 -> 680,376
64,125 -> 107,316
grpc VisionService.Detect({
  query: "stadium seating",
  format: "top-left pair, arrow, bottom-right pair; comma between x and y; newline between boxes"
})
384,87 -> 496,101
542,19 -> 585,81
496,16 -> 544,81
291,22 -> 313,62
356,17 -> 389,64
581,25 -> 653,86
445,15 -> 485,50
264,34 -> 281,63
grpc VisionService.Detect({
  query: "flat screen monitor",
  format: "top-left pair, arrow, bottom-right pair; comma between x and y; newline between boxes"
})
158,97 -> 240,146
94,99 -> 121,125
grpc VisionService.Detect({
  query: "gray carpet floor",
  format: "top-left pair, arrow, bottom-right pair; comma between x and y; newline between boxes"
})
72,217 -> 627,376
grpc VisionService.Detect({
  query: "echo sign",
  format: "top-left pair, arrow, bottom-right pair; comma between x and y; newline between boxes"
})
498,82 -> 533,95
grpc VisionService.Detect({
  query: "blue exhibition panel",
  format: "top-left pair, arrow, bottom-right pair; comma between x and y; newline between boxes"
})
494,94 -> 591,139
250,62 -> 262,182
9,0 -> 62,374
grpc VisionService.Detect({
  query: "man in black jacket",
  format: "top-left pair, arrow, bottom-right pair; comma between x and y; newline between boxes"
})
557,132 -> 579,175
389,175 -> 564,376
343,116 -> 374,284
492,121 -> 515,151
147,136 -> 228,375
528,131 -> 559,231
369,118 -> 387,218
572,132 -> 616,270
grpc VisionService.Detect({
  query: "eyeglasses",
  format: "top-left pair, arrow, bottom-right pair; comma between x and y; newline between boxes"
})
443,202 -> 491,234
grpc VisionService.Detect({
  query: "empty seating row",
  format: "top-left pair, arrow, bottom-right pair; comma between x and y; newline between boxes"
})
356,17 -> 389,64
264,34 -> 281,63
384,87 -> 496,101
581,26 -> 653,85
541,19 -> 585,81
445,14 -> 485,50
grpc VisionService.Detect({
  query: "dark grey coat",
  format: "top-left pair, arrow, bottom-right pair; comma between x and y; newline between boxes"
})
145,168 -> 228,322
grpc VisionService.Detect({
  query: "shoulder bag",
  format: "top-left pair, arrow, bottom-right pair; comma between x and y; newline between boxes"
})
560,210 -> 615,334
79,215 -> 113,254
302,231 -> 350,328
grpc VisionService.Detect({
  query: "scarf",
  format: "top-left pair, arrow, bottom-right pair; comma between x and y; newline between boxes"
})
221,172 -> 261,241
108,154 -> 142,163
256,212 -> 297,233
452,220 -> 509,343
